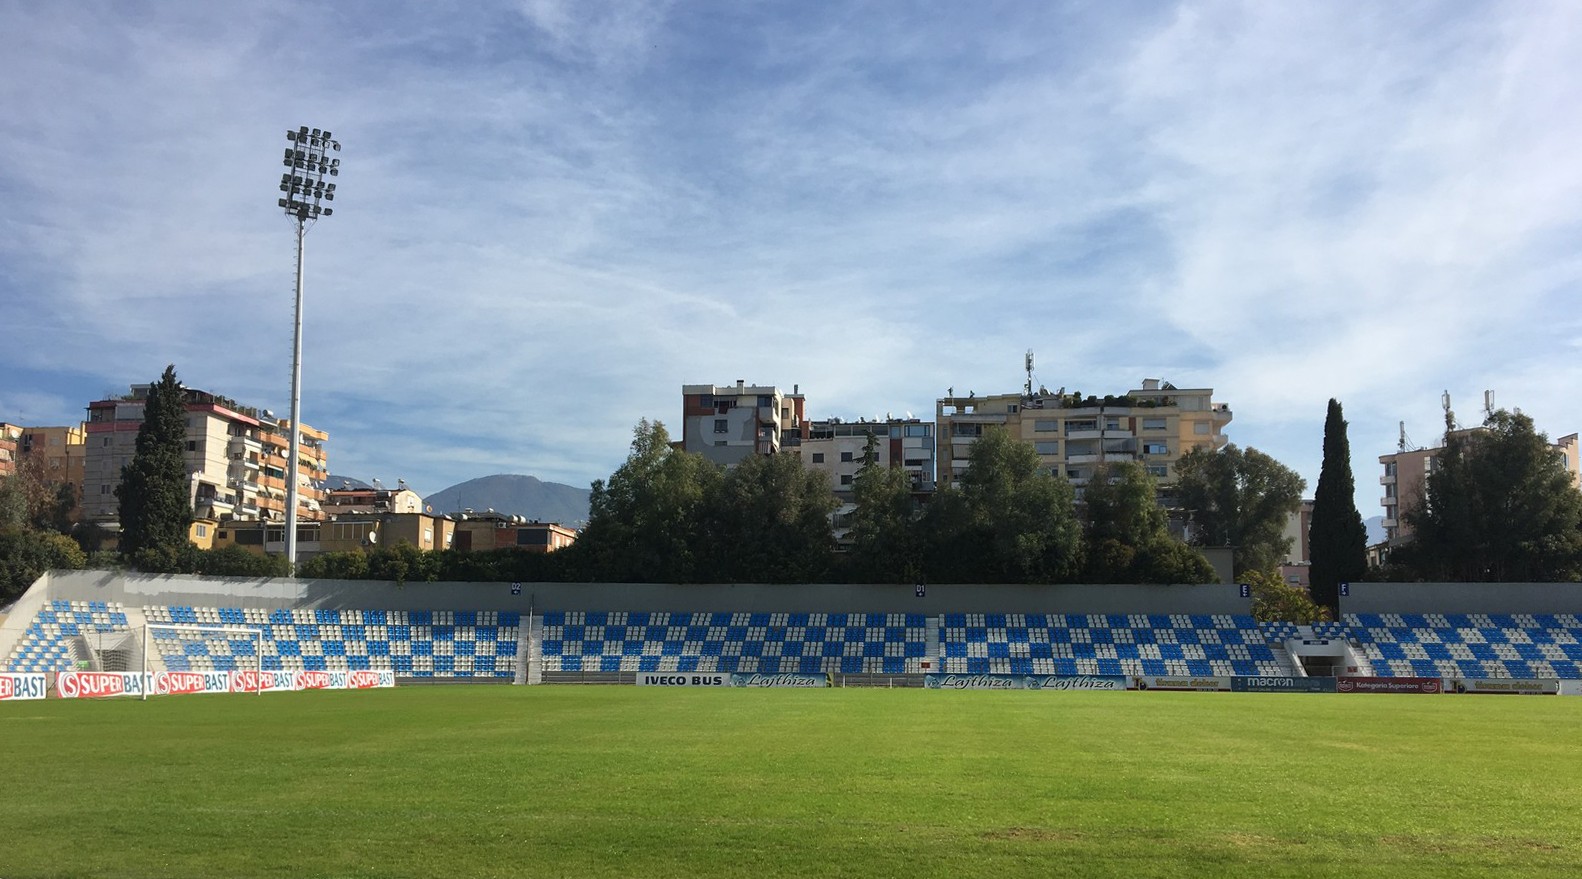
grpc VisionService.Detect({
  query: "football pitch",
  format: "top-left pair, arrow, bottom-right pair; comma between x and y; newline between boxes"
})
4,687 -> 1579,879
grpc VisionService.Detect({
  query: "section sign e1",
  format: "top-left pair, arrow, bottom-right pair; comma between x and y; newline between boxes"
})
636,672 -> 729,687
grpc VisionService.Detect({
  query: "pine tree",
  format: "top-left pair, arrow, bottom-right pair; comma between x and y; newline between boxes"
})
1309,399 -> 1368,612
116,365 -> 193,558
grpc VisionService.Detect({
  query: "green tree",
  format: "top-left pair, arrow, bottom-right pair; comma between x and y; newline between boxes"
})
1398,410 -> 1582,581
1245,567 -> 1329,623
1082,461 -> 1215,584
1175,444 -> 1305,577
117,365 -> 193,560
194,545 -> 291,578
575,419 -> 718,582
367,541 -> 439,586
1309,399 -> 1368,611
0,529 -> 87,603
297,549 -> 371,580
923,427 -> 1081,583
846,432 -> 922,583
699,452 -> 837,583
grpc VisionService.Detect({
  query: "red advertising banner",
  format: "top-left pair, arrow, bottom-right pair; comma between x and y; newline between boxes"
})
1336,676 -> 1442,694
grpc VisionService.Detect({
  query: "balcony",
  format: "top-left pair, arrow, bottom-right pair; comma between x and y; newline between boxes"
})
1065,429 -> 1102,440
1380,473 -> 1396,485
1067,454 -> 1103,465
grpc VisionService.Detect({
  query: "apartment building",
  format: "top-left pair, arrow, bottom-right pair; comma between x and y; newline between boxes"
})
216,511 -> 456,557
82,385 -> 327,527
323,483 -> 424,517
935,379 -> 1232,491
681,381 -> 808,467
15,425 -> 87,518
0,422 -> 19,480
1378,429 -> 1581,543
452,511 -> 577,553
802,417 -> 936,497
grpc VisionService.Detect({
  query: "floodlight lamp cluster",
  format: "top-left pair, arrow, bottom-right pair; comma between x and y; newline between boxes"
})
278,126 -> 341,220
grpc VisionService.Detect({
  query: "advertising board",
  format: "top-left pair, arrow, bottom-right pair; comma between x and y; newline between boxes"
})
1446,678 -> 1558,695
636,672 -> 729,687
729,672 -> 829,688
0,673 -> 48,701
56,671 -> 146,699
1560,681 -> 1582,696
924,673 -> 1022,690
1024,674 -> 1128,691
1230,676 -> 1337,693
152,671 -> 232,696
1128,675 -> 1232,692
1336,676 -> 1441,694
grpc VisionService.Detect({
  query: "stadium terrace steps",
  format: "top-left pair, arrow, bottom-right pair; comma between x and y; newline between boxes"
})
539,611 -> 930,675
1345,613 -> 1582,680
2,604 -> 521,680
937,613 -> 1295,677
2,600 -> 131,673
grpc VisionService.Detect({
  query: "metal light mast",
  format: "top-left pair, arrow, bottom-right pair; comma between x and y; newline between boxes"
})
278,126 -> 340,573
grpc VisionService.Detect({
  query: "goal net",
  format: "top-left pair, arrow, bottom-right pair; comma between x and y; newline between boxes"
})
118,624 -> 265,699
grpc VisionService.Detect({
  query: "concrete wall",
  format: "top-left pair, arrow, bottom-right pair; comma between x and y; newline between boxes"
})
1342,581 -> 1582,615
34,571 -> 1250,616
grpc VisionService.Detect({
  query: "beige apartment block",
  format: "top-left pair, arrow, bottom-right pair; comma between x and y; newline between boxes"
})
802,417 -> 936,497
323,483 -> 425,517
681,381 -> 808,467
1378,429 -> 1580,544
0,422 -> 19,480
16,424 -> 88,519
83,385 -> 327,529
935,378 -> 1232,492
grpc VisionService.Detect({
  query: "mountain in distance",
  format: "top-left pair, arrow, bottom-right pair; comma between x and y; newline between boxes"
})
423,474 -> 591,526
326,474 -> 373,491
1364,515 -> 1386,545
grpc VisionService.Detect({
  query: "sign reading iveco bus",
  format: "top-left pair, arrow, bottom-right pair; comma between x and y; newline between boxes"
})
635,673 -> 728,687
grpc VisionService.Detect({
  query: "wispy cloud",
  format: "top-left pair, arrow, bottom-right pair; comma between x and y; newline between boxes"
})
2,1 -> 1580,514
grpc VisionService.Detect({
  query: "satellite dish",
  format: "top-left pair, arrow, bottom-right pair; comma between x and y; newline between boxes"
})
365,531 -> 378,545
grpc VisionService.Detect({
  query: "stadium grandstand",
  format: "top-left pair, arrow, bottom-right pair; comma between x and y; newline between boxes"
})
3,572 -> 1581,690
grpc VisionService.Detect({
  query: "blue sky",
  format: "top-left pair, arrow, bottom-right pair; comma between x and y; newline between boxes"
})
3,1 -> 1580,521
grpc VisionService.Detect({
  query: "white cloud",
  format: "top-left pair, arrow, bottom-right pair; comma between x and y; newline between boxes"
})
2,1 -> 1580,516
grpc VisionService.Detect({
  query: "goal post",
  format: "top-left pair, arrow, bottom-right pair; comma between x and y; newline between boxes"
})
134,624 -> 266,700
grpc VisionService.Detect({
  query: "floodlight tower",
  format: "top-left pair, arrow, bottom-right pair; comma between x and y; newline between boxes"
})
277,126 -> 341,573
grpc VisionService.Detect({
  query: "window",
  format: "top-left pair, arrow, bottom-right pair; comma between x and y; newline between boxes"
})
699,394 -> 714,408
1143,442 -> 1168,455
100,484 -> 110,494
1007,404 -> 1018,413
840,474 -> 853,486
904,425 -> 929,437
102,437 -> 111,447
812,453 -> 825,464
758,395 -> 773,408
1034,441 -> 1059,455
714,419 -> 728,433
714,440 -> 727,447
195,524 -> 207,538
1384,461 -> 1397,477
1194,422 -> 1210,435
218,531 -> 228,539
840,451 -> 854,463
903,457 -> 927,467
186,441 -> 197,452
1146,465 -> 1169,477
1034,420 -> 1059,432
1105,419 -> 1121,431
1142,417 -> 1166,431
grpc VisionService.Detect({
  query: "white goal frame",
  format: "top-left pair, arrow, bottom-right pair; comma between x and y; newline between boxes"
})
140,624 -> 265,701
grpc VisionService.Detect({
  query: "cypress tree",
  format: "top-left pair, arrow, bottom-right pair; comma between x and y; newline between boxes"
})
1309,398 -> 1367,613
116,365 -> 193,557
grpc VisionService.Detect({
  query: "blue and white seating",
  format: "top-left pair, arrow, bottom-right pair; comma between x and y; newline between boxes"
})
3,600 -> 131,673
1346,613 -> 1582,680
939,613 -> 1290,677
540,611 -> 928,674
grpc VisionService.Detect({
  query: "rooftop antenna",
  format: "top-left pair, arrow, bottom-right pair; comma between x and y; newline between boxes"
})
1484,390 -> 1495,420
1024,350 -> 1035,398
1442,390 -> 1456,438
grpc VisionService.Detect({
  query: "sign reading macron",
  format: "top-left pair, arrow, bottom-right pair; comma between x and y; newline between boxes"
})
636,672 -> 728,687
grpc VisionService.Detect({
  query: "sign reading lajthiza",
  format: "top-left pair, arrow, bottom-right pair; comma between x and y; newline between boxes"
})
927,673 -> 1130,691
729,672 -> 830,688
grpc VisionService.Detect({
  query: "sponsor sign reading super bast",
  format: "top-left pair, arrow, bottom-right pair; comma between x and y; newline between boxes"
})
57,671 -> 147,699
0,673 -> 48,701
636,673 -> 728,687
153,671 -> 232,696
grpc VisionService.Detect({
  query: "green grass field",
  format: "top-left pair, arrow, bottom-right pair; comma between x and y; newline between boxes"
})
4,686 -> 1580,878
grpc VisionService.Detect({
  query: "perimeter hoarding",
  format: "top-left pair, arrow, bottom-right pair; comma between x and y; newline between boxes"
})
636,672 -> 729,687
1336,676 -> 1442,694
1129,675 -> 1233,692
1230,676 -> 1337,693
56,671 -> 147,699
729,672 -> 830,688
1025,674 -> 1128,691
924,673 -> 1023,690
0,673 -> 48,701
1447,678 -> 1559,695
